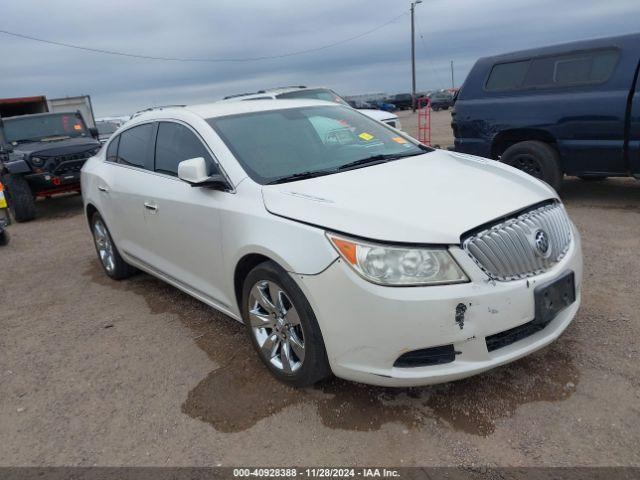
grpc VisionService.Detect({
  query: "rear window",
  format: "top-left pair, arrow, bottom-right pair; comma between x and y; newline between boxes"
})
485,60 -> 531,91
485,49 -> 619,91
106,135 -> 119,162
117,123 -> 154,169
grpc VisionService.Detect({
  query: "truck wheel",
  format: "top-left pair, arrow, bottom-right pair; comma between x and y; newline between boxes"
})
91,212 -> 137,280
500,141 -> 563,191
0,229 -> 8,246
2,174 -> 36,222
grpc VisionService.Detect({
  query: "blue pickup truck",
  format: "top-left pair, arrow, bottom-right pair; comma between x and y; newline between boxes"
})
452,33 -> 639,190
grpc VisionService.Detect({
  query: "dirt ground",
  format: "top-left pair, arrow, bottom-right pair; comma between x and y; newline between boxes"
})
1,112 -> 639,467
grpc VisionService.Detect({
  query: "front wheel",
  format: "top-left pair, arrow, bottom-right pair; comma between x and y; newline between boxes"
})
500,140 -> 563,191
2,174 -> 36,222
242,261 -> 331,387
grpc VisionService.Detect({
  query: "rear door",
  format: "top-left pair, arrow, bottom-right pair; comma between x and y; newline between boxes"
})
141,120 -> 230,309
99,122 -> 157,264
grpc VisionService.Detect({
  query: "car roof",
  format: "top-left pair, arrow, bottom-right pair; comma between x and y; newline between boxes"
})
130,98 -> 342,123
477,32 -> 640,64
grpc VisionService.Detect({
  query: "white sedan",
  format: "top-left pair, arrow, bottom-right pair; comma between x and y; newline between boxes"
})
81,99 -> 582,387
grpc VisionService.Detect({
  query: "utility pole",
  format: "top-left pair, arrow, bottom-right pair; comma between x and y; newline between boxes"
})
410,0 -> 422,112
450,60 -> 455,89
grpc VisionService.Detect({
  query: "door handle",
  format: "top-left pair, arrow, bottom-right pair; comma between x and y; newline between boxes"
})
144,202 -> 158,212
98,186 -> 109,193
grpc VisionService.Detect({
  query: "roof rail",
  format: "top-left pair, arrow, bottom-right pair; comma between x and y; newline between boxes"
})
130,105 -> 186,119
258,85 -> 307,93
222,92 -> 257,100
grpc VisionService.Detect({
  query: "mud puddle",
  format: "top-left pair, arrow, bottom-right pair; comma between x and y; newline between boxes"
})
86,261 -> 579,436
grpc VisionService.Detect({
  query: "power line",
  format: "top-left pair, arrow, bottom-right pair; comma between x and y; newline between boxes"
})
0,12 -> 408,63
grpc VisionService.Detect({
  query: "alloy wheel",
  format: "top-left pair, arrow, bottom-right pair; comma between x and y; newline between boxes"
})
93,219 -> 115,274
248,280 -> 305,373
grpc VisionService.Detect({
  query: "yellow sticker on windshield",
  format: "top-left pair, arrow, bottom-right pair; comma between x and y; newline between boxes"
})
392,136 -> 407,144
359,132 -> 374,141
73,124 -> 82,131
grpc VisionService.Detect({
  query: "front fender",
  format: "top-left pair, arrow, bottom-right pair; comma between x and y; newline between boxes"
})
224,211 -> 338,276
4,158 -> 31,174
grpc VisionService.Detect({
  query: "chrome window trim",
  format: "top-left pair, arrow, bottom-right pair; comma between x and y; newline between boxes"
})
101,118 -> 236,194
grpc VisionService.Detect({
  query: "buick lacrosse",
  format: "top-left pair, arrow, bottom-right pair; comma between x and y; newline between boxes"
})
82,99 -> 582,387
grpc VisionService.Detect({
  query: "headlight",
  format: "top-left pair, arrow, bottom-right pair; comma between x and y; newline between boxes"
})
326,233 -> 468,286
30,157 -> 44,167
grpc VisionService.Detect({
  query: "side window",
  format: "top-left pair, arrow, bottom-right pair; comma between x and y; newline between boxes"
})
117,123 -> 154,169
106,135 -> 119,162
154,122 -> 214,176
485,60 -> 530,91
524,50 -> 618,87
487,49 -> 619,91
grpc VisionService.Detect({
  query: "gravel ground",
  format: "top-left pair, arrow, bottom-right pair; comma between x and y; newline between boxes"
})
1,112 -> 639,467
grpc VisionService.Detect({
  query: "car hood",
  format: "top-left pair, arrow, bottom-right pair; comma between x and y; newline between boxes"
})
357,109 -> 398,122
261,150 -> 557,244
12,137 -> 100,157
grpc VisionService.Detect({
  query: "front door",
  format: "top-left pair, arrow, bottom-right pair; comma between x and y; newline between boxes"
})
141,121 -> 231,310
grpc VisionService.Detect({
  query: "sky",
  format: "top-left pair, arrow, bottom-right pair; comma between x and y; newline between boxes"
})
1,0 -> 639,117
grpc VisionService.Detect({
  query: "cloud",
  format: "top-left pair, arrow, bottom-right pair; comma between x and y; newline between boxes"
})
0,0 -> 638,116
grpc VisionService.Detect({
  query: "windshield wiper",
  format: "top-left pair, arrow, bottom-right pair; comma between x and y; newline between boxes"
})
266,169 -> 336,185
336,152 -> 422,171
266,149 -> 430,185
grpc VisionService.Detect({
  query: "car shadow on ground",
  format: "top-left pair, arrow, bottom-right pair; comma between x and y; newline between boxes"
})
85,260 -> 580,437
32,193 -> 84,221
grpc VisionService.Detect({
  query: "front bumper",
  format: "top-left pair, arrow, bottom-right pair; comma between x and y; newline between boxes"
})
293,225 -> 583,387
25,171 -> 81,194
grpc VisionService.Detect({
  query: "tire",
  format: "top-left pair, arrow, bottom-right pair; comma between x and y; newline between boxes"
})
90,212 -> 137,280
241,260 -> 331,387
2,174 -> 36,222
578,175 -> 608,181
500,140 -> 563,191
0,229 -> 8,246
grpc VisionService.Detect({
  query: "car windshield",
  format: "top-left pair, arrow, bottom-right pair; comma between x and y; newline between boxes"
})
208,105 -> 430,184
276,88 -> 350,106
3,113 -> 89,143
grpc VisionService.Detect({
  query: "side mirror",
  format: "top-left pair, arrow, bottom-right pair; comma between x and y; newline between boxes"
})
178,157 -> 230,191
88,127 -> 99,139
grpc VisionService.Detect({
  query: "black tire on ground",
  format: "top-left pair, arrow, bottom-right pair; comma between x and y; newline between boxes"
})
443,106 -> 450,110
432,106 -> 440,111
2,174 -> 36,222
578,175 -> 608,181
500,140 -> 563,191
0,229 -> 8,246
241,260 -> 331,387
90,212 -> 137,280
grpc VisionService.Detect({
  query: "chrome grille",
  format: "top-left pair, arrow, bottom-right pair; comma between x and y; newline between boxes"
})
462,202 -> 572,281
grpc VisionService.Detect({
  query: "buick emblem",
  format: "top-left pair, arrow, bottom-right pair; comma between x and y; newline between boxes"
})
532,229 -> 551,258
